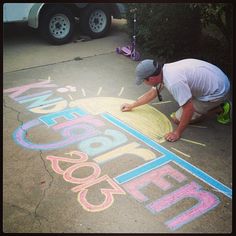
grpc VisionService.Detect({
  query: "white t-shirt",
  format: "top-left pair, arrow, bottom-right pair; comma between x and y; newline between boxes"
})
163,59 -> 230,106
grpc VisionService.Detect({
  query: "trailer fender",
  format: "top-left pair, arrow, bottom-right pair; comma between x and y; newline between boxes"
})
28,3 -> 45,28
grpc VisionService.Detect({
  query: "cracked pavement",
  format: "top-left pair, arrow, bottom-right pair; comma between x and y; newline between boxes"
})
3,19 -> 232,233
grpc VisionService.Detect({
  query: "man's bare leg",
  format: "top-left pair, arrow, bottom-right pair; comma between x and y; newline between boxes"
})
170,105 -> 223,125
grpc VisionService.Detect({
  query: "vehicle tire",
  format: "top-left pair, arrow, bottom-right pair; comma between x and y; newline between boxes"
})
131,51 -> 141,61
79,4 -> 111,39
39,6 -> 75,45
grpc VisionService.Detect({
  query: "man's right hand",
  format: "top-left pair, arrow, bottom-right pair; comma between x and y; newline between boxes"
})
121,103 -> 133,112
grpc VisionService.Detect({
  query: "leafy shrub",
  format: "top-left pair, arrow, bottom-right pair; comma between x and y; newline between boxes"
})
126,3 -> 201,61
125,3 -> 232,78
190,3 -> 233,78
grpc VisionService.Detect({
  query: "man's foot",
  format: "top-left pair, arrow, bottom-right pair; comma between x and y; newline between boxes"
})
217,101 -> 232,124
170,112 -> 180,125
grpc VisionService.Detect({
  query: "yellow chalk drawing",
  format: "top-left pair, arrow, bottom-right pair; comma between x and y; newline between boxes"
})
118,87 -> 124,96
171,147 -> 191,158
152,101 -> 172,105
180,138 -> 206,147
189,125 -> 207,129
81,88 -> 86,97
94,142 -> 156,163
97,87 -> 103,96
68,95 -> 73,100
69,97 -> 172,143
30,100 -> 68,114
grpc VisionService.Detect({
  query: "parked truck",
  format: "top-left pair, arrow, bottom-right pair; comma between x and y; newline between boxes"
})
3,3 -> 126,44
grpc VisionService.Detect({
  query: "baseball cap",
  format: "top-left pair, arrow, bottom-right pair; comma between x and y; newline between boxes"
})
135,59 -> 162,85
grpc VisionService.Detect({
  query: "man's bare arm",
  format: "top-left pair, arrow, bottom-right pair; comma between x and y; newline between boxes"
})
165,99 -> 194,142
121,87 -> 157,111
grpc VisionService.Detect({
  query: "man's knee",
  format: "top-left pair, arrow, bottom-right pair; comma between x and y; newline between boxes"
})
174,107 -> 204,124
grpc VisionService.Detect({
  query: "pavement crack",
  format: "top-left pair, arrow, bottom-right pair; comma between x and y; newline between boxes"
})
33,150 -> 54,228
4,51 -> 115,73
4,201 -> 50,231
4,98 -> 53,231
82,51 -> 114,60
39,150 -> 54,192
4,201 -> 33,216
3,98 -> 28,136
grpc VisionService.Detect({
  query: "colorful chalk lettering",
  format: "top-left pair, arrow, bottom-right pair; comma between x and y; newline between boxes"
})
122,164 -> 187,202
94,142 -> 156,164
146,181 -> 220,230
103,113 -> 232,199
46,151 -> 126,212
78,129 -> 128,156
3,80 -> 58,99
13,119 -> 102,150
39,107 -> 88,126
52,114 -> 104,130
30,100 -> 68,114
47,151 -> 89,175
18,92 -> 63,109
76,175 -> 126,212
4,81 -> 232,231
14,90 -> 53,101
47,152 -> 101,184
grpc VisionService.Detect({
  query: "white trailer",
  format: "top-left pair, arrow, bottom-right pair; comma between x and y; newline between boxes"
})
3,3 -> 126,44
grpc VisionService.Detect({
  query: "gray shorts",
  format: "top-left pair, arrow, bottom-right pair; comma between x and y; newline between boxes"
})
175,93 -> 229,121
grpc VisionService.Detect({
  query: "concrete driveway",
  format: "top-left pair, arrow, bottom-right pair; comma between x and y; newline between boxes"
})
3,19 -> 232,233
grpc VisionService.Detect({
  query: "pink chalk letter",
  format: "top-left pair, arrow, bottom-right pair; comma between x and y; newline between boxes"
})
75,175 -> 126,212
63,162 -> 101,184
146,181 -> 220,230
122,164 -> 187,202
46,151 -> 88,175
3,80 -> 57,99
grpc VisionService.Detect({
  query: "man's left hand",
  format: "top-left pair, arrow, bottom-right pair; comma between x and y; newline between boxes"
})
164,131 -> 180,142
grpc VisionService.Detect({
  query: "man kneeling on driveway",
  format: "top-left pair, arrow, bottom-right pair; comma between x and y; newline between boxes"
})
121,58 -> 231,142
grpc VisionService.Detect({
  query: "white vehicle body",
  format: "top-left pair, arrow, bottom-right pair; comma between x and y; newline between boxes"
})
3,3 -> 127,44
4,3 -> 34,22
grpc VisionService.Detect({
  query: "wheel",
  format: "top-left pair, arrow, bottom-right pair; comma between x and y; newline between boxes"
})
39,6 -> 75,45
116,47 -> 122,54
131,51 -> 141,61
79,4 -> 111,39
